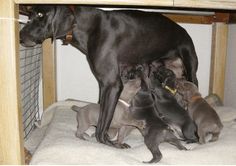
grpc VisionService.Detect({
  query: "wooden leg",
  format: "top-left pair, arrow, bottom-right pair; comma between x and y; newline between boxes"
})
210,22 -> 228,101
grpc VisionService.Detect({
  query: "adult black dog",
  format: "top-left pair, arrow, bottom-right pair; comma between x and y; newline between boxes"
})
20,5 -> 198,148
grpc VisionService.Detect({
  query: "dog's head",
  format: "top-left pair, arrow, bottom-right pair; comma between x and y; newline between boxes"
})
152,66 -> 177,95
20,5 -> 75,47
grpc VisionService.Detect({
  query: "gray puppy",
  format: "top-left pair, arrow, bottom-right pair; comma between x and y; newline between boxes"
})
154,66 -> 223,144
175,80 -> 223,144
71,78 -> 144,148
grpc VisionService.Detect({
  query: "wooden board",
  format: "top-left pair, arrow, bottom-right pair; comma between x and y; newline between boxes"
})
15,0 -> 173,6
174,0 -> 236,10
0,0 -> 25,164
15,0 -> 236,10
42,39 -> 57,109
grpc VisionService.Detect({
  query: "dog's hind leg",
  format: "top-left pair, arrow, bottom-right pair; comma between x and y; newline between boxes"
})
165,130 -> 187,150
75,113 -> 91,140
143,133 -> 162,163
143,144 -> 162,163
115,126 -> 134,148
198,128 -> 206,144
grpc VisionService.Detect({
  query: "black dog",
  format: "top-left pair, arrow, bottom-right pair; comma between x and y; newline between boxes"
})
149,71 -> 198,143
20,5 -> 198,148
129,88 -> 187,163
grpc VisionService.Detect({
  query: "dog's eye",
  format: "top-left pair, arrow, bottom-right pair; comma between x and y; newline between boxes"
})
37,12 -> 44,18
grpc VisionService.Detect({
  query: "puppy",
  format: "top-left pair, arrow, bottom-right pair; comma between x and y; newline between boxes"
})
129,88 -> 186,163
149,70 -> 198,143
155,66 -> 223,144
175,80 -> 223,144
72,78 -> 144,148
151,57 -> 185,79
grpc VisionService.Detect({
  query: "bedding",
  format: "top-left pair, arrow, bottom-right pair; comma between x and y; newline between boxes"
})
25,100 -> 236,164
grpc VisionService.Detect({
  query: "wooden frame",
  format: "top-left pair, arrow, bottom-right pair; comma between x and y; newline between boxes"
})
0,1 -> 24,164
42,39 -> 57,110
210,23 -> 228,100
0,0 -> 236,164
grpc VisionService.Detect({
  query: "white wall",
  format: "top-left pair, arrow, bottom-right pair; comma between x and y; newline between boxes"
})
56,22 -> 212,103
224,24 -> 236,108
56,43 -> 99,102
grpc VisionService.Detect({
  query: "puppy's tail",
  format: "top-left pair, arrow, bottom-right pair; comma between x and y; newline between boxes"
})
71,105 -> 81,112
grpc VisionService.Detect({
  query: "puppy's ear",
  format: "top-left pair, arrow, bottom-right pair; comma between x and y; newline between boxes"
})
51,6 -> 75,39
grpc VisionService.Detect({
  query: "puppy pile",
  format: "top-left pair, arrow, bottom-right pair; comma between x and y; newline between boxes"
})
71,64 -> 223,163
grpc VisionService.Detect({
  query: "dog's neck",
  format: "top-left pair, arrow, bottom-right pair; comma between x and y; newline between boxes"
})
62,6 -> 76,45
63,6 -> 102,55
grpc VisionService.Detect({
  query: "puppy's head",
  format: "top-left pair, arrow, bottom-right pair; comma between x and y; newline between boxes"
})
20,5 -> 75,47
150,66 -> 177,95
155,66 -> 176,88
120,78 -> 141,101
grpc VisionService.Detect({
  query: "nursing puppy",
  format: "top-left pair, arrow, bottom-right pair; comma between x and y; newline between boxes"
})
149,70 -> 198,143
72,78 -> 143,148
151,57 -> 185,79
129,87 -> 187,163
155,66 -> 223,144
175,80 -> 223,144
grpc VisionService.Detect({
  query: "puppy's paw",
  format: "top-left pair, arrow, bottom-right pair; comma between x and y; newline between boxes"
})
143,156 -> 162,163
113,141 -> 131,149
180,146 -> 188,151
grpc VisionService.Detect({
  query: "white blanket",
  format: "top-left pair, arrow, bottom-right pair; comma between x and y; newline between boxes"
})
25,101 -> 236,164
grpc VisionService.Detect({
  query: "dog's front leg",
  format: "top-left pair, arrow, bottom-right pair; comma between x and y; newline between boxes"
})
95,78 -> 128,148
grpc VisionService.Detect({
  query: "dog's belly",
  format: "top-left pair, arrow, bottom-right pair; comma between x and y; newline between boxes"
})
117,39 -> 179,64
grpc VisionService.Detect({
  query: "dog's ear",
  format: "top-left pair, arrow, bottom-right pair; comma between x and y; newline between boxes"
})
51,6 -> 75,39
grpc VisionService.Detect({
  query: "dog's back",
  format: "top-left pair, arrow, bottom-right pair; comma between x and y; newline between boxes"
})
188,97 -> 223,144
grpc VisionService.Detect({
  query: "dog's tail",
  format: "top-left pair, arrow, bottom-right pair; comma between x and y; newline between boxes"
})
71,105 -> 81,112
178,36 -> 199,86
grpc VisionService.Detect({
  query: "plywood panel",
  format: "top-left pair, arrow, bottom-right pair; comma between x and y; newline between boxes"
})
15,0 -> 173,6
42,39 -> 57,109
210,23 -> 228,101
174,0 -> 236,10
0,0 -> 25,164
15,0 -> 236,9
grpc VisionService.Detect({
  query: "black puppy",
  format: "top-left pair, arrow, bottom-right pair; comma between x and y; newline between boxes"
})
130,88 -> 187,163
149,70 -> 198,143
20,5 -> 198,147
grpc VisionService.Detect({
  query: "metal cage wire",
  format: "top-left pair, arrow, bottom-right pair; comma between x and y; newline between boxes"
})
19,23 -> 42,139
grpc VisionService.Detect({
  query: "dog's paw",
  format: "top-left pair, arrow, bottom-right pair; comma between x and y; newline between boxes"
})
113,141 -> 131,149
143,156 -> 162,164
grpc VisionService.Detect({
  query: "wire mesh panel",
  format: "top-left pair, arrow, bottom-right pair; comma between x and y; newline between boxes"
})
19,42 -> 42,140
